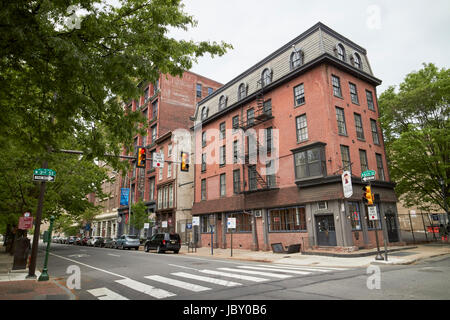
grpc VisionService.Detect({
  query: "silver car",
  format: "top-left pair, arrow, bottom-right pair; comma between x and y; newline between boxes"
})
115,235 -> 140,250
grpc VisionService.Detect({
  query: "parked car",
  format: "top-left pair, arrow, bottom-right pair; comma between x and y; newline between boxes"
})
103,237 -> 115,248
52,236 -> 59,243
59,236 -> 68,244
67,236 -> 77,245
115,235 -> 140,250
80,236 -> 90,246
88,236 -> 104,247
144,233 -> 181,254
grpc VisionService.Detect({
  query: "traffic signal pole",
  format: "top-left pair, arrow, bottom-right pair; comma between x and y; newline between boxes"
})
370,181 -> 384,261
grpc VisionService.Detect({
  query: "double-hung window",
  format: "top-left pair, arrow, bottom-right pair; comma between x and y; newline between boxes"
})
233,169 -> 241,194
233,140 -> 238,164
376,153 -> 385,181
359,149 -> 369,173
247,108 -> 254,127
220,145 -> 226,167
201,153 -> 206,172
266,127 -> 272,153
366,90 -> 375,111
340,145 -> 351,173
354,113 -> 365,140
196,83 -> 202,98
232,115 -> 239,132
332,75 -> 342,98
263,100 -> 272,116
295,114 -> 308,143
336,107 -> 347,135
220,174 -> 226,197
294,84 -> 305,106
371,119 -> 380,145
349,82 -> 359,104
201,179 -> 206,201
219,122 -> 226,140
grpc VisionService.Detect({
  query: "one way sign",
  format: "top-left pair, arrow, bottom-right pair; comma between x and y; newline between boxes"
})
33,175 -> 55,182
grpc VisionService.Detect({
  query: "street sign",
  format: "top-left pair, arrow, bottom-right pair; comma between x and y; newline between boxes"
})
34,169 -> 56,176
341,171 -> 353,198
18,217 -> 33,230
227,217 -> 236,229
153,152 -> 164,168
186,223 -> 192,230
368,206 -> 378,220
33,175 -> 55,182
144,223 -> 150,229
362,175 -> 376,182
361,170 -> 376,182
192,216 -> 200,226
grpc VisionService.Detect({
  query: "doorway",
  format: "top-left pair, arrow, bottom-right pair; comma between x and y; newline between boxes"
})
385,210 -> 399,242
316,214 -> 337,246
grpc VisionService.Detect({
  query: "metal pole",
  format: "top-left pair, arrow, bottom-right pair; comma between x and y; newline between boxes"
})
421,210 -> 428,242
38,216 -> 54,281
408,210 -> 416,244
230,228 -> 233,257
371,181 -> 384,261
210,225 -> 213,255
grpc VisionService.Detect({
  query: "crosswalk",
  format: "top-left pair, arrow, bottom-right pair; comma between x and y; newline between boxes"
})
86,264 -> 350,300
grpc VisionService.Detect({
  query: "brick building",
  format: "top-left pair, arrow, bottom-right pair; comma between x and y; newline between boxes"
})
118,71 -> 222,239
191,22 -> 402,252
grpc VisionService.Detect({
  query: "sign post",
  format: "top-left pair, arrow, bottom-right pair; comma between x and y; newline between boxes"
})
227,218 -> 236,257
38,216 -> 55,281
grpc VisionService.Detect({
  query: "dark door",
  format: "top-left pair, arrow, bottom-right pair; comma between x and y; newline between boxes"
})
316,215 -> 337,246
385,210 -> 399,242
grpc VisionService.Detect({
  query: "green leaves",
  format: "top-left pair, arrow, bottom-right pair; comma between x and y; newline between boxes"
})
130,200 -> 148,231
378,63 -> 449,213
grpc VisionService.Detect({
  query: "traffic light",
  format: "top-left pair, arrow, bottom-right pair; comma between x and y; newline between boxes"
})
137,147 -> 146,168
181,151 -> 189,172
362,185 -> 374,205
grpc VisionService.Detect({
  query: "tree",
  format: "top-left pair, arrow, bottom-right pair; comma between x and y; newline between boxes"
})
130,200 -> 148,237
378,63 -> 449,218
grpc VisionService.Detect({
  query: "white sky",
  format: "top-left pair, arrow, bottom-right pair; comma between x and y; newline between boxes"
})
170,0 -> 450,95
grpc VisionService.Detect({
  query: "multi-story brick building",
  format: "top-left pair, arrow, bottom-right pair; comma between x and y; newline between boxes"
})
191,22 -> 402,252
118,71 -> 222,239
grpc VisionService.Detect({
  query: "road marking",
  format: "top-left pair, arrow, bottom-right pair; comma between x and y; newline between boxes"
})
108,254 -> 121,257
269,264 -> 349,271
199,269 -> 268,282
68,254 -> 89,258
236,265 -> 311,275
172,272 -> 242,287
258,264 -> 343,272
87,287 -> 129,300
115,278 -> 176,299
217,268 -> 292,279
168,264 -> 198,271
145,275 -> 211,292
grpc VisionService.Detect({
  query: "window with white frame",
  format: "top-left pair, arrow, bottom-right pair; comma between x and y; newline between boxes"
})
294,83 -> 305,106
238,83 -> 246,100
290,50 -> 303,69
219,95 -> 227,110
296,114 -> 308,143
262,68 -> 272,87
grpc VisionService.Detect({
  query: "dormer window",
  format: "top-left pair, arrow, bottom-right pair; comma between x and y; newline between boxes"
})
262,68 -> 272,87
238,83 -> 247,101
353,52 -> 362,69
201,107 -> 209,120
336,43 -> 346,61
290,50 -> 303,69
219,95 -> 227,110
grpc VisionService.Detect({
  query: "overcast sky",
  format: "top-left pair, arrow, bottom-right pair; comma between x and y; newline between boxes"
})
169,0 -> 450,95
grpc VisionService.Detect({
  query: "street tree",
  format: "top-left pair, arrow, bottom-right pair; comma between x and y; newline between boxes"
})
130,200 -> 148,237
378,63 -> 449,218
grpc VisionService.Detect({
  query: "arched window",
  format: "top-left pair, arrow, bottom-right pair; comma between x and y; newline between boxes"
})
290,50 -> 303,69
353,52 -> 362,69
261,68 -> 272,87
238,83 -> 247,101
219,95 -> 227,110
336,44 -> 345,61
201,107 -> 209,120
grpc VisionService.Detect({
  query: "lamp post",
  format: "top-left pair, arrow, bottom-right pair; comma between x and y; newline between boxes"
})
38,216 -> 54,281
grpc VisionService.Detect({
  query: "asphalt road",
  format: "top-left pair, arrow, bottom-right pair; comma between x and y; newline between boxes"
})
37,242 -> 450,300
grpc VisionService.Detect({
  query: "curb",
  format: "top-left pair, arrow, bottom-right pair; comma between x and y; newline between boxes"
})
370,252 -> 450,266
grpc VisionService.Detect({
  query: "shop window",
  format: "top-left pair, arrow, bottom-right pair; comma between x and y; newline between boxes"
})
348,201 -> 362,230
269,207 -> 306,232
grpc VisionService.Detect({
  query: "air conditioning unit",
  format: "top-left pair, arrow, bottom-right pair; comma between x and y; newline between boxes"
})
253,210 -> 262,218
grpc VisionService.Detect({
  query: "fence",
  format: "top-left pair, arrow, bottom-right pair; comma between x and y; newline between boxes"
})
176,219 -> 194,245
397,212 -> 448,244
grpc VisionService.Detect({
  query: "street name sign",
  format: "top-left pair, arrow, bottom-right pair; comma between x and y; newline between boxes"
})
33,168 -> 56,182
368,206 -> 378,221
361,170 -> 376,182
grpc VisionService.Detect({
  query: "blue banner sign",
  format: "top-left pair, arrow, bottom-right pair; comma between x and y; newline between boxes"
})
120,188 -> 130,206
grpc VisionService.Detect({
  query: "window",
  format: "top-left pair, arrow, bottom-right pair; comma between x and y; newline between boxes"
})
336,43 -> 345,61
220,174 -> 226,197
201,215 -> 211,233
150,151 -> 156,169
336,107 -> 347,135
340,145 -> 351,173
263,99 -> 272,116
238,83 -> 247,100
168,185 -> 173,208
196,83 -> 202,98
148,177 -> 155,200
332,75 -> 342,98
370,119 -> 380,145
208,87 -> 213,96
157,188 -> 162,209
144,87 -> 149,101
219,122 -> 226,140
233,140 -> 238,164
262,68 -> 272,87
168,144 -> 172,158
233,169 -> 241,194
151,125 -> 157,143
296,114 -> 308,142
153,80 -> 159,95
248,166 -> 257,191
294,84 -> 305,106
266,127 -> 272,152
201,179 -> 206,200
269,207 -> 306,232
158,167 -> 163,180
201,107 -> 209,120
376,153 -> 385,181
266,161 -> 276,187
163,186 -> 168,209
349,82 -> 359,104
290,50 -> 303,69
167,163 -> 172,178
348,202 -> 362,230
294,146 -> 326,179
201,153 -> 206,172
220,145 -> 226,167
359,149 -> 369,173
317,201 -> 328,210
247,108 -> 254,126
219,95 -> 227,110
354,113 -> 365,140
353,52 -> 362,69
232,115 -> 239,131
227,213 -> 251,232
152,100 -> 158,119
366,90 -> 375,111
202,131 -> 207,148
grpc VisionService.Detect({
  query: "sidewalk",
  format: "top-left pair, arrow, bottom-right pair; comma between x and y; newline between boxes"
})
178,243 -> 450,268
0,246 -> 76,300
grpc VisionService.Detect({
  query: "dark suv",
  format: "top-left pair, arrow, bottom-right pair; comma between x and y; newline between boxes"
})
144,233 -> 181,254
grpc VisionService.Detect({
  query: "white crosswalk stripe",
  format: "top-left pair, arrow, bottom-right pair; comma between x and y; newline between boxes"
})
145,275 -> 211,292
260,264 -> 349,272
199,269 -> 268,282
115,278 -> 176,299
236,265 -> 312,275
87,287 -> 129,300
217,267 -> 292,279
172,272 -> 242,287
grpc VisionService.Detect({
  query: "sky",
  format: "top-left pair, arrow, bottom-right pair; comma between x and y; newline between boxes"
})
169,0 -> 450,95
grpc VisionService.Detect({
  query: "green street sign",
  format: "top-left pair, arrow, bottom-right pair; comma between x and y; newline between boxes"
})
34,169 -> 56,176
361,170 -> 376,178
